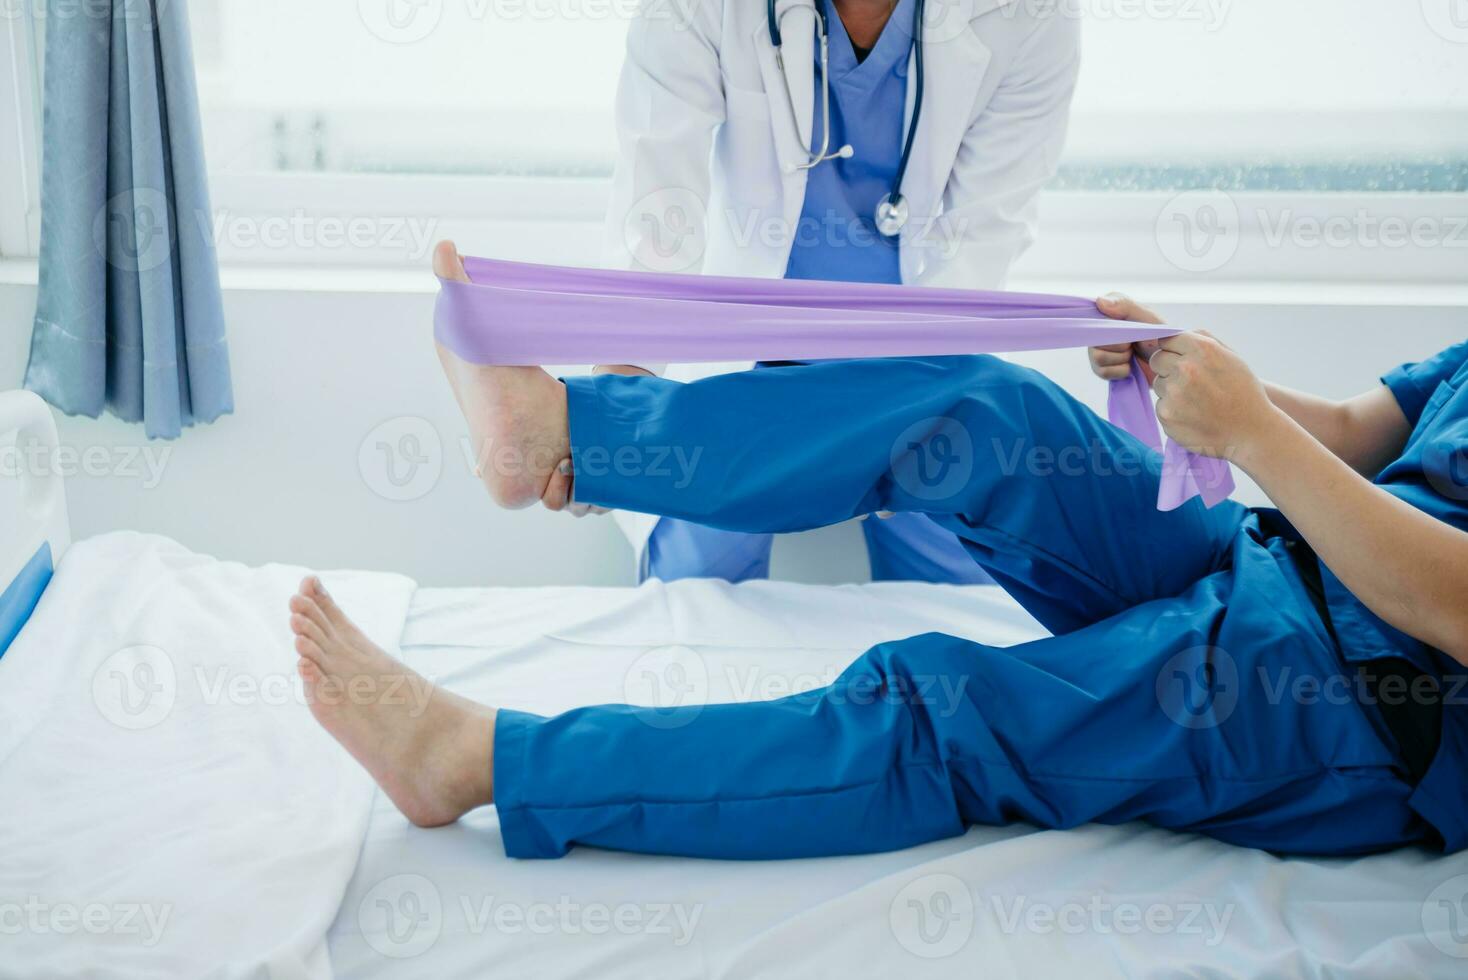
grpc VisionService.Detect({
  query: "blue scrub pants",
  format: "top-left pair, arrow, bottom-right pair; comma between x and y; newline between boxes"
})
493,357 -> 1428,859
646,363 -> 993,585
647,509 -> 992,584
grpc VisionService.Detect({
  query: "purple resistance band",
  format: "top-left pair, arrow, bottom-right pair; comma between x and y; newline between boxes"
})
435,256 -> 1235,511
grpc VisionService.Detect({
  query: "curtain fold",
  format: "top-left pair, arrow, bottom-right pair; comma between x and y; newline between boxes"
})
25,0 -> 233,440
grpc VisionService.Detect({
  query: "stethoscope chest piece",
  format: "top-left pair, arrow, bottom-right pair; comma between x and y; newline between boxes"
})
874,194 -> 909,237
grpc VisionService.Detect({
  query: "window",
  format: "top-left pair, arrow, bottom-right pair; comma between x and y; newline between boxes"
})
0,9 -> 43,257
191,0 -> 1468,189
194,0 -> 629,178
5,1 -> 1465,276
1059,0 -> 1468,191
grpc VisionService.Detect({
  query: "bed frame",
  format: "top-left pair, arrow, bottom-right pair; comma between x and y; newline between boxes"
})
0,389 -> 69,658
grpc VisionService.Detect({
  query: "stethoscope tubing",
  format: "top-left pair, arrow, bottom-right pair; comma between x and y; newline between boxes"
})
893,0 -> 923,214
766,0 -> 925,235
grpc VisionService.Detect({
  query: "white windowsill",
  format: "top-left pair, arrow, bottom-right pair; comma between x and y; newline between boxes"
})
0,259 -> 435,294
4,257 -> 1468,309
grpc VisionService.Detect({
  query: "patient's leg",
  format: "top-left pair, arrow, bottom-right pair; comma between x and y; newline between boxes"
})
289,576 -> 495,828
563,349 -> 1246,633
434,242 -> 570,508
290,575 -> 1422,858
433,238 -> 1241,632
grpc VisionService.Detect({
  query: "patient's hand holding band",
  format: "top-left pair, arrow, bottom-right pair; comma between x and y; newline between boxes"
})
434,256 -> 1235,511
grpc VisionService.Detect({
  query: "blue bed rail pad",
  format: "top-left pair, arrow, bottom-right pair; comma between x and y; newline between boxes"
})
0,542 -> 53,661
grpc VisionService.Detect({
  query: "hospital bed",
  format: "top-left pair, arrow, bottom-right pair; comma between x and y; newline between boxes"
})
2,388 -> 1466,979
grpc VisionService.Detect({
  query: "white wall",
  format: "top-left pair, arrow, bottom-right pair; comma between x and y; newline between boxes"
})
1,276 -> 1462,587
0,276 -> 876,586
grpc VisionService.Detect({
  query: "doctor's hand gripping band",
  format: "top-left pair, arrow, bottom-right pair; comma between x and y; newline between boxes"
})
434,255 -> 1235,512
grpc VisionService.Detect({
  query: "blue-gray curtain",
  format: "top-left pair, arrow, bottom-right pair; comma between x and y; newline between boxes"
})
25,0 -> 232,440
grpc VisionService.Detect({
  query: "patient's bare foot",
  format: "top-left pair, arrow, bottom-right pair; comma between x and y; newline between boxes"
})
290,575 -> 496,827
434,241 -> 570,508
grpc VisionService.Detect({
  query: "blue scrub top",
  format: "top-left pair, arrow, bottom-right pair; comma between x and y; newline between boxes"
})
1329,340 -> 1468,848
783,0 -> 912,285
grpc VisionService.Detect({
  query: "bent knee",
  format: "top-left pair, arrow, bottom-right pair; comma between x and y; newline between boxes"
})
844,634 -> 987,715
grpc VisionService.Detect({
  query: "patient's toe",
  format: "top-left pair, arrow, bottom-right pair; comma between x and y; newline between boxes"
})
295,634 -> 325,664
297,657 -> 322,685
306,579 -> 359,636
290,592 -> 334,637
290,613 -> 327,649
433,240 -> 470,283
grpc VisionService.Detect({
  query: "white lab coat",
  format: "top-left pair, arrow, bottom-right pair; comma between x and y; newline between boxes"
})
601,0 -> 1081,565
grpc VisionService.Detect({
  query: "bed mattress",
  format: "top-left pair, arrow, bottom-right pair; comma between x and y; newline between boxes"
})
327,580 -> 1468,979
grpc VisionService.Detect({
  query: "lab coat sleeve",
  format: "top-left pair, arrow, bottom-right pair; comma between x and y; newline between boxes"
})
599,0 -> 729,376
913,9 -> 1081,291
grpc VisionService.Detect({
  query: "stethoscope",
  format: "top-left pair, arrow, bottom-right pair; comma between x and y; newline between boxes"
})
766,0 -> 926,237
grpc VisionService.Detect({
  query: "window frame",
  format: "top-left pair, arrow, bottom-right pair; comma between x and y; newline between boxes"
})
3,28 -> 1465,288
199,173 -> 1468,288
0,8 -> 42,260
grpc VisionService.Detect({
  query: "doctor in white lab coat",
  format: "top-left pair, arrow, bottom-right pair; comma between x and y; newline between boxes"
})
586,0 -> 1080,582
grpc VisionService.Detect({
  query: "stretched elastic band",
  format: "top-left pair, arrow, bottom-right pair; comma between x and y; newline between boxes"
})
435,256 -> 1235,511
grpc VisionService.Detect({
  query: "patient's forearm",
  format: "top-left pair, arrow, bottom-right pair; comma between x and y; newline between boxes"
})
1264,383 -> 1409,476
1236,410 -> 1468,666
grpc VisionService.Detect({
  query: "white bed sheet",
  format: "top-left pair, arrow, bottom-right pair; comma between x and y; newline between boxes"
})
328,580 -> 1468,979
0,533 -> 416,980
